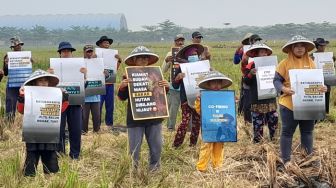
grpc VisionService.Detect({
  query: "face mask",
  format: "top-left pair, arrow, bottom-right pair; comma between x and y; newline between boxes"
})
187,55 -> 199,62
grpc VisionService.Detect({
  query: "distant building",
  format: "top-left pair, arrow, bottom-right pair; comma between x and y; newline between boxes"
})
0,13 -> 128,30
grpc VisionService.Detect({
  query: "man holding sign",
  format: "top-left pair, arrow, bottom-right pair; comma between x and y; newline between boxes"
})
17,69 -> 69,176
161,34 -> 185,131
244,42 -> 278,143
82,45 -> 104,134
2,36 -> 32,123
49,42 -> 86,159
96,36 -> 122,129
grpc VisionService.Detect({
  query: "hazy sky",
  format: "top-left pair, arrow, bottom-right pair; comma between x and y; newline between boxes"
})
1,0 -> 336,31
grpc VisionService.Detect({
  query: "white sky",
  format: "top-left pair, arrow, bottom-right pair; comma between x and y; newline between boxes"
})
1,0 -> 336,31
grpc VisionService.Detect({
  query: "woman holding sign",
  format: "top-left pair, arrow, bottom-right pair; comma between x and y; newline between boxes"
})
172,44 -> 205,148
273,35 -> 327,165
244,43 -> 278,143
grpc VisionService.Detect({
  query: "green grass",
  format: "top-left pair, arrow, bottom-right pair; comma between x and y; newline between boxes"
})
0,42 -> 335,187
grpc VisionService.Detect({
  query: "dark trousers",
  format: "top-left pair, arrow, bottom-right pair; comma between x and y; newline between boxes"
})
23,150 -> 59,176
325,85 -> 331,114
173,103 -> 201,147
5,86 -> 19,122
242,88 -> 251,123
100,84 -> 114,126
279,105 -> 314,163
251,110 -> 278,143
59,105 -> 82,159
82,102 -> 101,133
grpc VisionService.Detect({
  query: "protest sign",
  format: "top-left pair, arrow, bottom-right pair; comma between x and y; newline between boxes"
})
7,51 -> 32,87
23,86 -> 62,143
126,66 -> 169,120
84,58 -> 105,96
95,48 -> 118,83
289,69 -> 325,120
50,58 -> 85,105
313,52 -> 336,85
254,56 -> 277,100
201,90 -> 237,142
179,60 -> 210,107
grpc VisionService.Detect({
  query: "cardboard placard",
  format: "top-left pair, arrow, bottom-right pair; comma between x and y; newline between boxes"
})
289,69 -> 325,120
23,86 -> 62,143
254,56 -> 278,100
50,58 -> 85,105
201,90 -> 237,142
313,52 -> 336,85
179,60 -> 210,107
126,66 -> 169,120
84,58 -> 106,96
95,48 -> 118,83
7,51 -> 32,87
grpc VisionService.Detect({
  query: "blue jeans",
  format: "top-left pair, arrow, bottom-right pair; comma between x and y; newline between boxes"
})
100,84 -> 114,126
59,105 -> 82,159
5,86 -> 20,122
279,105 -> 314,163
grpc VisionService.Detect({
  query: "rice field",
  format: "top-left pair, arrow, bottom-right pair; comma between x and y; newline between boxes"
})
0,41 -> 335,187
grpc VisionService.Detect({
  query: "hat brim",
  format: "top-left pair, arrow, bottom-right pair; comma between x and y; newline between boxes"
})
124,53 -> 159,66
198,76 -> 233,90
245,46 -> 272,58
193,35 -> 203,38
174,37 -> 185,41
84,48 -> 94,52
10,42 -> 24,48
57,47 -> 76,53
176,44 -> 205,61
314,41 -> 329,46
96,39 -> 113,46
24,74 -> 59,87
282,40 -> 315,53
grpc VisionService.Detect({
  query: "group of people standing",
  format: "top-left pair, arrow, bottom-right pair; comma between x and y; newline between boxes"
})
0,31 -> 333,176
235,34 -> 332,167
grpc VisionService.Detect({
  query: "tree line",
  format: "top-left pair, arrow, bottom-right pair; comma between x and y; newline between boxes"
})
0,20 -> 335,45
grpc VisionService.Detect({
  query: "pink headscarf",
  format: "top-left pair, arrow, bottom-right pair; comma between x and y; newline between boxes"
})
185,47 -> 198,57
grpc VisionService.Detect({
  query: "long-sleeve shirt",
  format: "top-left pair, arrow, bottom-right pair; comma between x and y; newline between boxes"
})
17,88 -> 69,151
3,55 -> 8,76
243,62 -> 276,105
233,47 -> 243,65
172,65 -> 188,104
162,51 -> 180,91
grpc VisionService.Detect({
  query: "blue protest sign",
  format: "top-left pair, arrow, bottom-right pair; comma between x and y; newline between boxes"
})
201,90 -> 237,142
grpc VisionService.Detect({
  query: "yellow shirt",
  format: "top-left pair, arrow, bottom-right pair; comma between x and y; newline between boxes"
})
276,51 -> 316,110
195,96 -> 201,114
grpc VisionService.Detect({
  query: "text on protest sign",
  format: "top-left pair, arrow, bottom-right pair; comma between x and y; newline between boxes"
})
95,48 -> 118,83
7,51 -> 32,87
126,66 -> 169,120
23,86 -> 62,143
50,58 -> 85,105
289,69 -> 325,120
